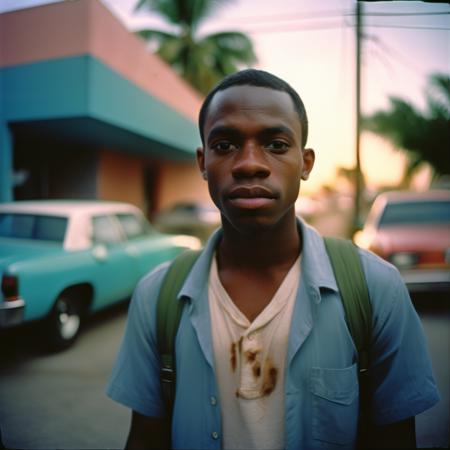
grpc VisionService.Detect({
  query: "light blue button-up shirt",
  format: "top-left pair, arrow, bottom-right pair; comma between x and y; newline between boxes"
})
106,220 -> 439,449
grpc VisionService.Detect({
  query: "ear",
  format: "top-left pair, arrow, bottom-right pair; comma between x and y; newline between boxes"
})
196,147 -> 207,180
301,148 -> 315,180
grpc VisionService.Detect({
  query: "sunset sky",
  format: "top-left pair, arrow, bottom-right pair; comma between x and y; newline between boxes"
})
2,0 -> 449,193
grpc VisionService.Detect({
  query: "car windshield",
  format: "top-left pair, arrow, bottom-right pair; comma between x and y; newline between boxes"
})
0,213 -> 68,243
379,200 -> 450,227
116,213 -> 152,240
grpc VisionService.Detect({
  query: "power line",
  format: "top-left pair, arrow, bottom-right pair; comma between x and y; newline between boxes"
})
216,9 -> 349,24
113,1 -> 450,36
237,20 -> 449,35
365,33 -> 426,77
367,45 -> 395,75
245,21 -> 347,34
213,9 -> 450,26
204,10 -> 450,35
360,11 -> 450,16
365,24 -> 450,30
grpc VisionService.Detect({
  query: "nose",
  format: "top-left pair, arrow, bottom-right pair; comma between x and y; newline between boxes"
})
231,141 -> 270,179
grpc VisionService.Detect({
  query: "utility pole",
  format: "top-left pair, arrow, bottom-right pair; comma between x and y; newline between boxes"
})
353,1 -> 448,232
354,0 -> 363,233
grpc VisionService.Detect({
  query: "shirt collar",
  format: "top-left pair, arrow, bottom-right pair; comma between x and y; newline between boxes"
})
298,219 -> 338,295
178,227 -> 222,301
178,217 -> 339,302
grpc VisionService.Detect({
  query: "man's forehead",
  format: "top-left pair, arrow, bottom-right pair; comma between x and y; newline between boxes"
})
211,85 -> 293,108
205,85 -> 298,125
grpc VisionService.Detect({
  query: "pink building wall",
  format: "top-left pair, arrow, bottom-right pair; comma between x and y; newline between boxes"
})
1,0 -> 211,213
0,0 -> 202,121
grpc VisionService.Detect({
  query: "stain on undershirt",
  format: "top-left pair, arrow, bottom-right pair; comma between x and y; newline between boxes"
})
230,337 -> 278,398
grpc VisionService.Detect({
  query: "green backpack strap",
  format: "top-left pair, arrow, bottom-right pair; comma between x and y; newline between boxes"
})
323,237 -> 372,372
324,237 -> 372,448
157,249 -> 201,414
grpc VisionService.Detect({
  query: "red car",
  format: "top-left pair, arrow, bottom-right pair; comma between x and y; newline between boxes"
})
354,190 -> 450,292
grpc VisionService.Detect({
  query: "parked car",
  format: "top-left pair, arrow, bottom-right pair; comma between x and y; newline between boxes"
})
353,190 -> 450,292
0,200 -> 201,350
153,202 -> 221,242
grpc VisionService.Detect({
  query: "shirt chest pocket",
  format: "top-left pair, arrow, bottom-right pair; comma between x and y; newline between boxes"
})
310,364 -> 359,446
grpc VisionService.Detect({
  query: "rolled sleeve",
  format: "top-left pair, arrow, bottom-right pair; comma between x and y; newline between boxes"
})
362,252 -> 440,425
105,264 -> 169,418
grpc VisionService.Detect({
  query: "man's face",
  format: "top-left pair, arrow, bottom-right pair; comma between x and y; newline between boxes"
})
197,85 -> 315,231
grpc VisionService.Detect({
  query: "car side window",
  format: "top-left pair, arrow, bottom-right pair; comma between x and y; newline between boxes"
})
116,213 -> 150,240
0,213 -> 34,239
92,215 -> 123,245
0,213 -> 67,242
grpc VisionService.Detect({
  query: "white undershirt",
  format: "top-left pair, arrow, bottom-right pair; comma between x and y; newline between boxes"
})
208,254 -> 300,450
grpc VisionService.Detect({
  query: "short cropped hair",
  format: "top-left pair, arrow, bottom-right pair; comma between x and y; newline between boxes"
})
198,69 -> 309,148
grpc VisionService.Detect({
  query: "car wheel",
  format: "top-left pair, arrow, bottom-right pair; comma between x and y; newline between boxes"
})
47,293 -> 82,351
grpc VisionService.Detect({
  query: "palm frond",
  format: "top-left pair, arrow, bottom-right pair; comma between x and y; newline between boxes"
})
427,73 -> 450,117
363,79 -> 450,177
134,0 -> 224,28
133,0 -> 257,95
201,31 -> 257,64
136,28 -> 178,43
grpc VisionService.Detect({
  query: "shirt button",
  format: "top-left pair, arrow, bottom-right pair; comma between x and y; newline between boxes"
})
210,396 -> 217,406
211,431 -> 219,440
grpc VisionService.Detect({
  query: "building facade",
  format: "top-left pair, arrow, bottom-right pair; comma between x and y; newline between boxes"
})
0,0 -> 210,216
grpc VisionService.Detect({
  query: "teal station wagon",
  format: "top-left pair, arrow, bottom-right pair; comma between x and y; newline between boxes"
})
0,200 -> 201,350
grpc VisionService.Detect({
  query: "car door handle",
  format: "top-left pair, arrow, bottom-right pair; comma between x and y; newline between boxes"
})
92,244 -> 108,262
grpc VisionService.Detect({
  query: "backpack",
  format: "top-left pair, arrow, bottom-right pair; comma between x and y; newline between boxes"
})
156,237 -> 372,444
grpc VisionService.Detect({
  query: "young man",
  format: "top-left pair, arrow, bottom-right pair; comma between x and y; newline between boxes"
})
106,69 -> 439,449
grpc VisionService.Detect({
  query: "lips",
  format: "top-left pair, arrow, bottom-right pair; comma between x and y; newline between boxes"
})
227,186 -> 277,209
228,186 -> 276,199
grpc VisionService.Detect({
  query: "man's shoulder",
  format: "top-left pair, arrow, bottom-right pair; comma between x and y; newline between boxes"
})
125,261 -> 174,334
356,246 -> 411,316
133,244 -> 212,304
300,219 -> 406,299
134,261 -> 172,302
357,246 -> 401,285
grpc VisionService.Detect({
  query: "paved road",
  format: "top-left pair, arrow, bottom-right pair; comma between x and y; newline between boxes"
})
0,295 -> 448,449
0,304 -> 130,449
412,295 -> 449,449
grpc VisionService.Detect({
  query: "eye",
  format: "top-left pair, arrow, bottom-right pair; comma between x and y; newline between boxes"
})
211,141 -> 238,153
265,140 -> 290,153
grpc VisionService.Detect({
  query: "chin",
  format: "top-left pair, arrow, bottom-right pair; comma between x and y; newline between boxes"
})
223,210 -> 294,234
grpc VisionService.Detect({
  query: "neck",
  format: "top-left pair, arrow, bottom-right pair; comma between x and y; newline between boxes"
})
218,212 -> 301,270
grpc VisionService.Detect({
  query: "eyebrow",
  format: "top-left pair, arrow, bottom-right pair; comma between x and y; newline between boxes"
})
206,125 -> 297,144
206,126 -> 241,144
259,126 -> 296,141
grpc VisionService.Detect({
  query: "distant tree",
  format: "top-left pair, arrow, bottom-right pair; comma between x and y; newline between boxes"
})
362,73 -> 450,180
135,0 -> 256,95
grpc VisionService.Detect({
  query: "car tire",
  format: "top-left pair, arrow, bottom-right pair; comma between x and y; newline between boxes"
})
46,293 -> 82,351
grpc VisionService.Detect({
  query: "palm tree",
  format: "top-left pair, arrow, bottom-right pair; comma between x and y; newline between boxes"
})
362,73 -> 450,181
135,0 -> 257,95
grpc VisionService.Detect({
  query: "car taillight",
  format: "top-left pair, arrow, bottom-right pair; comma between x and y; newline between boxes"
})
418,251 -> 445,265
1,275 -> 19,301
